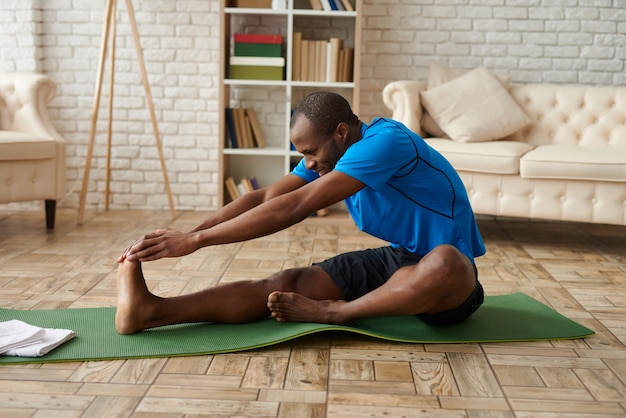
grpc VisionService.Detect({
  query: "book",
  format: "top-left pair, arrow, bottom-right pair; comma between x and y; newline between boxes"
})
245,108 -> 266,148
232,108 -> 245,148
328,37 -> 342,82
320,0 -> 331,11
233,33 -> 283,44
239,108 -> 255,148
249,177 -> 260,190
234,42 -> 282,57
240,177 -> 255,193
224,176 -> 241,201
230,56 -> 285,66
326,42 -> 331,82
309,41 -> 320,81
342,47 -> 354,82
319,40 -> 327,81
232,107 -> 246,147
340,0 -> 353,11
292,32 -> 302,81
337,48 -> 344,82
308,0 -> 322,9
309,40 -> 317,80
244,113 -> 254,148
237,182 -> 246,196
230,65 -> 284,80
225,108 -> 237,148
301,39 -> 310,81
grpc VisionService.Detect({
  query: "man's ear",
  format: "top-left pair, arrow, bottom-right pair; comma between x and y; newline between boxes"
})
335,122 -> 349,142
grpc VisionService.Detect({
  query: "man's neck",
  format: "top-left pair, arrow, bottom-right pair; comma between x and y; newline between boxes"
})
346,120 -> 363,148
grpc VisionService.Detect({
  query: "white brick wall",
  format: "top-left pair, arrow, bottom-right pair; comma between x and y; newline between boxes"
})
1,0 -> 624,213
43,0 -> 220,212
0,0 -> 41,72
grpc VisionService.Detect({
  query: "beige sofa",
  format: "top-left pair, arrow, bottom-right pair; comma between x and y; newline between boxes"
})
0,73 -> 66,229
383,71 -> 626,226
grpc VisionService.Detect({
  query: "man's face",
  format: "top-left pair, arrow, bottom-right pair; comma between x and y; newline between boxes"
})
291,116 -> 343,177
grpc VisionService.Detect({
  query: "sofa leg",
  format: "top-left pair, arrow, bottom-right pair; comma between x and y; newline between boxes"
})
45,200 -> 57,229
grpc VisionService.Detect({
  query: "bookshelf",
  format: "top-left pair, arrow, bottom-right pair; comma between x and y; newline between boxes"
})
218,0 -> 362,205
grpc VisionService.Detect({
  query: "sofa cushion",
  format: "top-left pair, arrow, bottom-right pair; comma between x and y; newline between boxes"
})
0,131 -> 56,160
520,145 -> 626,182
421,62 -> 460,137
421,62 -> 514,139
421,67 -> 532,143
426,138 -> 535,174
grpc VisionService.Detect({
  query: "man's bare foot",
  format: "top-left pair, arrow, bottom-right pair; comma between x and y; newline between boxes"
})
267,291 -> 348,324
115,259 -> 161,335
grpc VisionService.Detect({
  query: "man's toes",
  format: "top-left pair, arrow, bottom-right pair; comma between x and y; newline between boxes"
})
267,291 -> 283,304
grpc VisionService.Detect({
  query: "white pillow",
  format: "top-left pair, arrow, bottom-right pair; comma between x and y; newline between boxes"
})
420,67 -> 531,143
421,62 -> 513,138
421,62 -> 461,137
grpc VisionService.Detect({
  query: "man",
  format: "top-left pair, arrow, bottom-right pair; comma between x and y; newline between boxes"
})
115,92 -> 486,335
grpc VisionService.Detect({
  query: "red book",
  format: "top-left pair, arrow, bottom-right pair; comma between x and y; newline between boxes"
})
233,33 -> 283,44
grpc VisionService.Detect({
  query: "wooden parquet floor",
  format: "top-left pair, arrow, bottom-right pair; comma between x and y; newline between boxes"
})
0,208 -> 625,417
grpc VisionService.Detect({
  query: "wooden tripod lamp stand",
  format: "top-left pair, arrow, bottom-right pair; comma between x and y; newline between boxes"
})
77,0 -> 176,224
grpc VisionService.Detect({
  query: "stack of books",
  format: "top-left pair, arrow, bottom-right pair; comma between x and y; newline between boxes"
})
225,107 -> 266,149
292,33 -> 354,82
224,175 -> 260,201
230,33 -> 285,80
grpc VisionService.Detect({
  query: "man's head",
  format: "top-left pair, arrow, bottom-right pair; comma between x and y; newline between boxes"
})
290,92 -> 360,176
290,91 -> 359,136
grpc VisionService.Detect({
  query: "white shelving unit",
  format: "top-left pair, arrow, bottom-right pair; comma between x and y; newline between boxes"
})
218,0 -> 362,206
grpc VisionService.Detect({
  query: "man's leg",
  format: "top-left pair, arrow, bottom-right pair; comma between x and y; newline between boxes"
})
115,259 -> 344,334
267,244 -> 477,324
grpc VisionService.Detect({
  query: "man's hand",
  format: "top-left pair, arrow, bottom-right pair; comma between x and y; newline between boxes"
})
117,229 -> 199,263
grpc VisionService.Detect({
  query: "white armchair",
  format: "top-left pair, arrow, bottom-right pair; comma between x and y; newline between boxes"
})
0,73 -> 66,229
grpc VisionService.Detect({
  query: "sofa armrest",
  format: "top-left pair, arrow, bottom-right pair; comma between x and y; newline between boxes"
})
382,80 -> 427,137
0,73 -> 63,141
0,73 -> 66,205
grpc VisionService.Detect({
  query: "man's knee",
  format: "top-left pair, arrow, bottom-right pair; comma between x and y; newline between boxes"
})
265,267 -> 309,290
421,244 -> 474,281
265,266 -> 343,300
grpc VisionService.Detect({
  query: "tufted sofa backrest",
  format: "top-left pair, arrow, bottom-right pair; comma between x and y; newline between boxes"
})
507,84 -> 626,147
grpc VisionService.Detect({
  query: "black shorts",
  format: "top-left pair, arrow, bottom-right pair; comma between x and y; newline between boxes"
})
417,279 -> 484,326
313,246 -> 484,326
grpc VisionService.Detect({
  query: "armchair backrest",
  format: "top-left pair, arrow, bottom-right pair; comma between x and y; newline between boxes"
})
0,73 -> 59,138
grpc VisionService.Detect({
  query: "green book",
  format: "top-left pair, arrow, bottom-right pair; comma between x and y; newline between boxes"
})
234,42 -> 282,57
230,65 -> 284,80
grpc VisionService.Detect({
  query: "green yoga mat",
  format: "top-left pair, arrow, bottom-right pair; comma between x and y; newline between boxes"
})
0,293 -> 593,365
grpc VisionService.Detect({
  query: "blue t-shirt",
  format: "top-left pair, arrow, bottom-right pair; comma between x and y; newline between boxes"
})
291,118 -> 486,261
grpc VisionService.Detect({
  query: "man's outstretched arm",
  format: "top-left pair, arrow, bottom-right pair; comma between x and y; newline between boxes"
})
118,174 -> 306,263
188,173 -> 307,233
121,171 -> 364,262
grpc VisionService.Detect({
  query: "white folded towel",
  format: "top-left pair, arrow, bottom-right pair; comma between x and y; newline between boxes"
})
0,319 -> 76,357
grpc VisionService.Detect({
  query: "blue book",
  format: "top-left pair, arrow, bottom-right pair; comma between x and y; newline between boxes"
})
225,108 -> 237,148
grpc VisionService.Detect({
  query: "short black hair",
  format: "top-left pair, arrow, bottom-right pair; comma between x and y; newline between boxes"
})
290,91 -> 359,137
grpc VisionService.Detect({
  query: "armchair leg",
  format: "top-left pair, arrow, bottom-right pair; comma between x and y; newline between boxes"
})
45,200 -> 57,229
